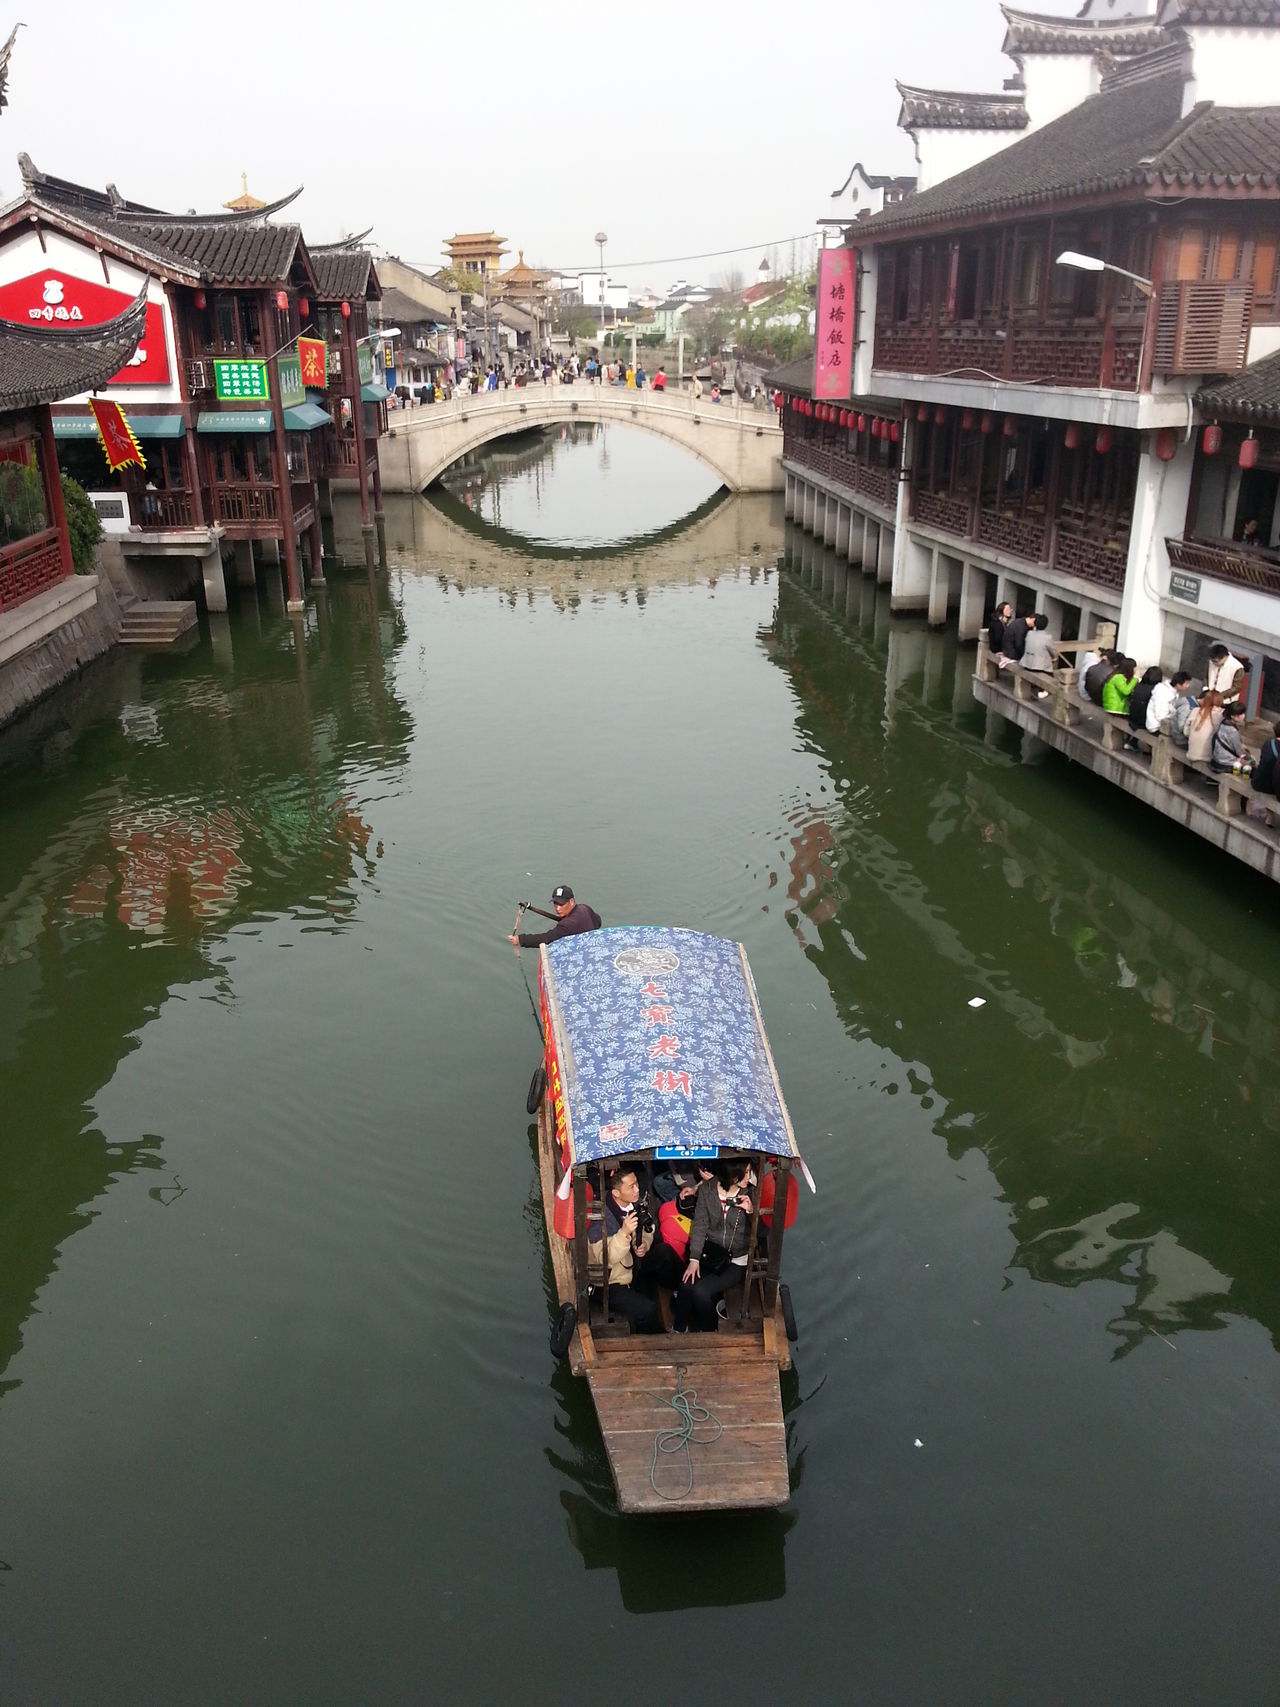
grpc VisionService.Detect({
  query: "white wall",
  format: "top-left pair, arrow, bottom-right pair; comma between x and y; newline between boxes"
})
1019,53 -> 1102,131
1185,26 -> 1280,107
0,227 -> 182,406
913,127 -> 1022,192
1118,434 -> 1196,664
853,247 -> 879,399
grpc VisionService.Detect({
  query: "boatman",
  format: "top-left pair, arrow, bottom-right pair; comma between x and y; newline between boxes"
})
509,885 -> 602,949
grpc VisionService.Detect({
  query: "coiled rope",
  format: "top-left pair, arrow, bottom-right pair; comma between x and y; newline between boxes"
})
649,1366 -> 723,1501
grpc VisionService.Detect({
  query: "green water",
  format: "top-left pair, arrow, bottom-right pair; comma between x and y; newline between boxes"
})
1,431 -> 1277,1704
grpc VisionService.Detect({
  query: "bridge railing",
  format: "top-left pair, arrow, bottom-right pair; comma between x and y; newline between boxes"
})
393,381 -> 781,426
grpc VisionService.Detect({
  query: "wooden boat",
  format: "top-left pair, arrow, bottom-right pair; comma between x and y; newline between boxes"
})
532,926 -> 809,1515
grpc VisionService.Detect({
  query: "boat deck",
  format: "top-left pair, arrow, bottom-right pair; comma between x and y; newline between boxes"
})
586,1340 -> 789,1513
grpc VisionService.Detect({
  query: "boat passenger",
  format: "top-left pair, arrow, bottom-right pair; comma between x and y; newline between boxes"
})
674,1159 -> 756,1333
589,1165 -> 662,1334
510,885 -> 602,949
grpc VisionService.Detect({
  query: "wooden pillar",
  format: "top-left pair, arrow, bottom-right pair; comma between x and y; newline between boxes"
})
264,291 -> 304,612
343,307 -> 376,572
308,511 -> 325,586
183,423 -> 209,527
37,407 -> 74,577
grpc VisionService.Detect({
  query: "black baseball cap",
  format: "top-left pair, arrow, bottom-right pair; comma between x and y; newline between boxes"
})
551,884 -> 574,906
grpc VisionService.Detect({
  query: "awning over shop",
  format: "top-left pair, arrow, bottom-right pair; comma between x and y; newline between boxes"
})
196,410 -> 272,434
361,383 -> 389,403
51,415 -> 100,438
282,402 -> 332,431
55,412 -> 186,439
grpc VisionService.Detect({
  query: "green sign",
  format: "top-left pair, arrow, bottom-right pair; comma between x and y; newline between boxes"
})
357,339 -> 375,385
214,359 -> 269,401
278,354 -> 305,410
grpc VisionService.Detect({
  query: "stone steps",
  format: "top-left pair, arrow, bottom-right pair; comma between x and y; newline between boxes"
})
117,600 -> 198,650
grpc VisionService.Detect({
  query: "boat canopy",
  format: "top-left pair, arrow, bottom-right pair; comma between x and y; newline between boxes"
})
540,927 -> 800,1168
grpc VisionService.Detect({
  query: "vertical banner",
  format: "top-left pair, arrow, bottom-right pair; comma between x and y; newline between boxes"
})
814,247 -> 856,401
88,398 -> 145,472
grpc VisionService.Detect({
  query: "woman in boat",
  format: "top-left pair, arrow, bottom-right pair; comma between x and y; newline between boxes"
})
674,1158 -> 756,1332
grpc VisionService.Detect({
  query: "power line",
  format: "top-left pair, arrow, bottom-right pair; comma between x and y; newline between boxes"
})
395,231 -> 823,278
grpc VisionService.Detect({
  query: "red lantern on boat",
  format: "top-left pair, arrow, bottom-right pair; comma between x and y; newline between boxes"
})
340,299 -> 351,319
1202,424 -> 1222,455
1239,433 -> 1259,469
889,421 -> 901,442
194,289 -> 207,311
759,1166 -> 799,1230
1003,415 -> 1018,438
1155,426 -> 1178,462
299,296 -> 310,319
917,402 -> 930,423
275,289 -> 289,313
981,412 -> 995,434
552,1177 -> 594,1240
857,413 -> 867,432
1096,426 -> 1113,454
1064,422 -> 1081,450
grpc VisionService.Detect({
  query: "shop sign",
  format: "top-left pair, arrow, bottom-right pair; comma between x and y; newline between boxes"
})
1169,571 -> 1201,605
298,336 -> 327,389
278,354 -> 305,409
357,339 -> 375,385
88,398 -> 146,472
813,247 -> 856,402
0,268 -> 171,385
214,359 -> 269,401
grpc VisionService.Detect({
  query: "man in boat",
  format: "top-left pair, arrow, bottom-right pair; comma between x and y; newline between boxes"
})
590,1165 -> 664,1333
509,885 -> 602,949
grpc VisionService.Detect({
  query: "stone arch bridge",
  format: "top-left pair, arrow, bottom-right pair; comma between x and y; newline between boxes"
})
376,384 -> 784,495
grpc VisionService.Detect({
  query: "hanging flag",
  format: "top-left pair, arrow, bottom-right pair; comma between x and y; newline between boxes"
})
298,336 -> 327,389
88,397 -> 145,472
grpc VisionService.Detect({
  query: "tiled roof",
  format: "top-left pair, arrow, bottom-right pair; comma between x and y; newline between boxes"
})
1158,0 -> 1280,21
0,283 -> 147,409
0,193 -> 202,280
769,355 -> 817,392
861,71 -> 1280,236
1196,349 -> 1280,422
310,247 -> 378,301
896,83 -> 1030,130
0,22 -> 21,112
376,285 -> 444,327
18,152 -> 163,217
1001,5 -> 1168,54
832,161 -> 919,197
115,217 -> 310,286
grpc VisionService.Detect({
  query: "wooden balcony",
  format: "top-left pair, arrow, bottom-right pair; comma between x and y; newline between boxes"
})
137,490 -> 195,530
783,433 -> 896,511
1167,534 -> 1280,597
214,483 -> 280,526
874,317 -> 1144,390
1153,282 -> 1253,377
0,527 -> 71,612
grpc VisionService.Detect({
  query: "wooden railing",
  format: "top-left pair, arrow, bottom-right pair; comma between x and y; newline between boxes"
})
1167,534 -> 1280,596
976,507 -> 1048,564
0,528 -> 71,612
784,434 -> 896,509
137,490 -> 195,530
214,484 -> 280,525
874,317 -> 1145,390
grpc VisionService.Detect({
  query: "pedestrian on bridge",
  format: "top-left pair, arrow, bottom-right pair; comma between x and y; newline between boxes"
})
653,367 -> 666,392
690,373 -> 703,407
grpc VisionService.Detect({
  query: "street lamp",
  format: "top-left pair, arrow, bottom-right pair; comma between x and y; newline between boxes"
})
595,230 -> 608,341
1055,250 -> 1153,296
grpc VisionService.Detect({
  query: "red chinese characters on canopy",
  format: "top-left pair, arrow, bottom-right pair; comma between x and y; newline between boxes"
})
0,269 -> 170,386
298,336 -> 327,388
89,398 -> 145,473
651,1069 -> 692,1098
813,247 -> 857,402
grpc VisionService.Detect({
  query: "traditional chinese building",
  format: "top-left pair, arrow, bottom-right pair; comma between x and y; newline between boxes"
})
308,240 -> 386,568
6,155 -> 385,612
783,0 -> 1280,720
442,231 -> 508,281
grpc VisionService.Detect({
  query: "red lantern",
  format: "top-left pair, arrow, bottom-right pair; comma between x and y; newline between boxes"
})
981,412 -> 995,434
1096,426 -> 1113,454
194,289 -> 207,311
1239,434 -> 1259,469
917,402 -> 930,423
857,413 -> 867,432
759,1166 -> 799,1230
1064,422 -> 1081,450
889,421 -> 901,443
275,289 -> 289,312
1202,424 -> 1222,455
340,300 -> 351,319
1155,426 -> 1178,462
773,391 -> 782,410
961,409 -> 975,430
935,406 -> 947,425
1003,415 -> 1018,438
871,418 -> 882,438
552,1177 -> 594,1240
841,409 -> 852,428
299,296 -> 310,319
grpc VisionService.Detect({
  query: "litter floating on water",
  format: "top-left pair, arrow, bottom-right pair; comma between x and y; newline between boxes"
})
968,997 -> 986,1009
914,1438 -> 923,1449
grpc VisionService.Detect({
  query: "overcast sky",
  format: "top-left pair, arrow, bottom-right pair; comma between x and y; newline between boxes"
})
5,0 -> 1049,291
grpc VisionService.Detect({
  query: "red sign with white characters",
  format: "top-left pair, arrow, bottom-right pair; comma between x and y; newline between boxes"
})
0,268 -> 170,386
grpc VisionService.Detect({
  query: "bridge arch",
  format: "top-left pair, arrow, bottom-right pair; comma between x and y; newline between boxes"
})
380,388 -> 783,497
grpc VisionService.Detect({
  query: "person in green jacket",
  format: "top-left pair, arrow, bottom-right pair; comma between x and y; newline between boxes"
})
1101,657 -> 1139,715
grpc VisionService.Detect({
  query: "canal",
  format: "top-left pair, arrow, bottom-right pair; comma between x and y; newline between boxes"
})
1,426 -> 1276,1703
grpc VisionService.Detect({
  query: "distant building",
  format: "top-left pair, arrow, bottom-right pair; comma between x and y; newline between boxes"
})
222,172 -> 267,213
442,231 -> 508,281
823,164 -> 917,236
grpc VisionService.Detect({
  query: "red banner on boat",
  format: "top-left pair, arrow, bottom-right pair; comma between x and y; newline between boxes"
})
88,398 -> 146,473
813,247 -> 856,402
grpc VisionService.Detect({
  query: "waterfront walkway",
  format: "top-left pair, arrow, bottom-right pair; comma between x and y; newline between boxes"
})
973,643 -> 1280,884
378,383 -> 783,495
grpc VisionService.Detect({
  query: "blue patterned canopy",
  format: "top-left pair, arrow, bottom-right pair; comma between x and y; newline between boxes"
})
541,927 -> 799,1166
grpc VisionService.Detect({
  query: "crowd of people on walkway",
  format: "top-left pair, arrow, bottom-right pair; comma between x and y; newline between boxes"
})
987,605 -> 1280,799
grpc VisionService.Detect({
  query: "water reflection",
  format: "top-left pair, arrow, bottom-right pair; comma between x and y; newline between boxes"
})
768,532 -> 1280,1355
